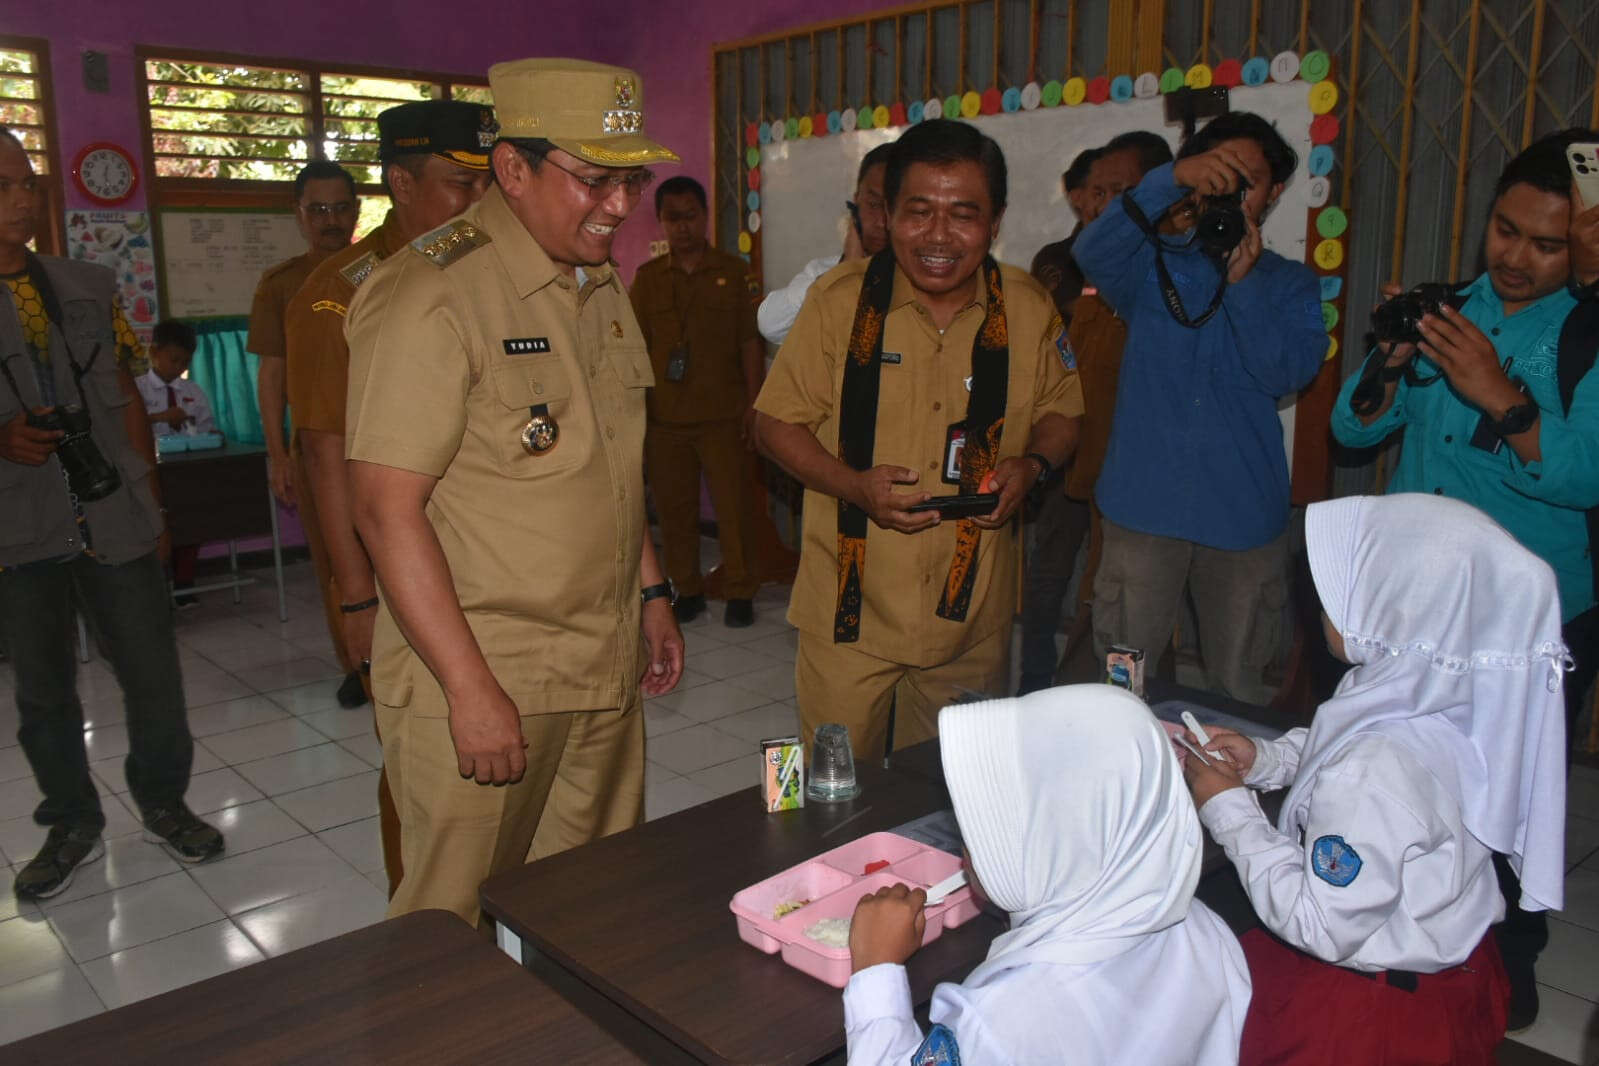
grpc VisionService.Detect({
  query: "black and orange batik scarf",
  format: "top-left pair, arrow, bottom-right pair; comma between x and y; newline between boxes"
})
833,250 -> 1009,643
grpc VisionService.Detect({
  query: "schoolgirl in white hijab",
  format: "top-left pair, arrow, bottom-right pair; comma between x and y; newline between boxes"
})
1185,493 -> 1568,1065
843,684 -> 1251,1065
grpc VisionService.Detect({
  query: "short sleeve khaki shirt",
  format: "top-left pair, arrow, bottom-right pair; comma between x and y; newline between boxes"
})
345,186 -> 654,714
246,252 -> 319,362
755,259 -> 1084,666
285,213 -> 407,436
628,247 -> 759,424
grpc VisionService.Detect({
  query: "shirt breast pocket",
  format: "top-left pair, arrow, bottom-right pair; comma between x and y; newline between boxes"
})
490,357 -> 586,477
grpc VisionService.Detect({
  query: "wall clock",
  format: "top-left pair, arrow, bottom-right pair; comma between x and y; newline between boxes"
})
71,142 -> 139,206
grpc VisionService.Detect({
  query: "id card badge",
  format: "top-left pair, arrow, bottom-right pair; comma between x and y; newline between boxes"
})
943,422 -> 966,485
665,343 -> 689,383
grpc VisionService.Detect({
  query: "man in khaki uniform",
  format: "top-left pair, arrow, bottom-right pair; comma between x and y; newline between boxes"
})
285,100 -> 493,896
755,120 -> 1082,759
246,160 -> 362,706
345,58 -> 686,926
629,175 -> 763,627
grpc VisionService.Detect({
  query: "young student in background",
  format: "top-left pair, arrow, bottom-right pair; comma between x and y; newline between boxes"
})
136,319 -> 217,601
137,319 -> 215,439
1185,493 -> 1567,1065
844,685 -> 1250,1065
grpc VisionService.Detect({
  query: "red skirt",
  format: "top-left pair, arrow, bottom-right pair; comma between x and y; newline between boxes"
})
1237,927 -> 1510,1066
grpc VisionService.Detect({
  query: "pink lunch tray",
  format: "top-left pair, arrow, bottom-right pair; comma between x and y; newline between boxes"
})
729,831 -> 980,987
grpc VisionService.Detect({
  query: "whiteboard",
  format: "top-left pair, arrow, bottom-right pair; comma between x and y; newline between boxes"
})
157,208 -> 305,320
757,83 -> 1316,456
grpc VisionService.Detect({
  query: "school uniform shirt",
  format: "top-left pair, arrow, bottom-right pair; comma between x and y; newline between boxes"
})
1073,162 -> 1326,551
756,253 -> 838,345
1330,274 -> 1596,621
1200,493 -> 1567,974
136,369 -> 216,438
1201,726 -> 1503,972
844,686 -> 1251,1065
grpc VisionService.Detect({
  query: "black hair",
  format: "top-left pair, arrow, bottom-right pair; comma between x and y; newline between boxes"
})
152,319 -> 197,355
0,127 -> 24,152
655,175 -> 707,215
1179,110 -> 1297,187
857,142 -> 895,187
1494,128 -> 1598,202
1062,148 -> 1098,193
883,118 -> 1007,214
294,160 -> 356,201
491,137 -> 555,186
1100,130 -> 1174,175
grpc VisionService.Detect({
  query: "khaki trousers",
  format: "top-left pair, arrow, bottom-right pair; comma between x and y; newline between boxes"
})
645,418 -> 757,600
294,438 -> 403,896
1092,517 -> 1288,705
794,627 -> 1010,760
292,442 -> 353,674
379,690 -> 645,927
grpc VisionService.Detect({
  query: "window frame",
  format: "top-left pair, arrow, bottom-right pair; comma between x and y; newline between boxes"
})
0,34 -> 64,255
134,45 -> 490,210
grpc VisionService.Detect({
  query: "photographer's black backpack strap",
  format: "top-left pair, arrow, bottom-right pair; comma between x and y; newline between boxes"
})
1554,296 -> 1599,601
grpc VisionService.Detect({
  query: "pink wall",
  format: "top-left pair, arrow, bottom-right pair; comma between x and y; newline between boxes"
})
14,0 -> 906,273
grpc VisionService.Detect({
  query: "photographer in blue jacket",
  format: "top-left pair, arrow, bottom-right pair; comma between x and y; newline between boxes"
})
1073,111 -> 1324,703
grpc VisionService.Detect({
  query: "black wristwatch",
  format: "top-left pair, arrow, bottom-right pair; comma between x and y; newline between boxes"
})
1488,401 -> 1540,438
640,581 -> 676,607
1023,452 -> 1053,488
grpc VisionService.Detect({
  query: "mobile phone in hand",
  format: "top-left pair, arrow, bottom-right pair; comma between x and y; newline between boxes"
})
905,493 -> 999,518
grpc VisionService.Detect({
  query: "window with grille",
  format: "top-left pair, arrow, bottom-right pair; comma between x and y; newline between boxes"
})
0,37 -> 62,253
140,50 -> 490,190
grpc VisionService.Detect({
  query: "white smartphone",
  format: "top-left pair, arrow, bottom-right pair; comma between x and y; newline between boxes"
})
1569,143 -> 1599,211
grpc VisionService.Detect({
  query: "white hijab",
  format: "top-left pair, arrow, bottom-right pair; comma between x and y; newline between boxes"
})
940,684 -> 1203,980
1300,493 -> 1569,912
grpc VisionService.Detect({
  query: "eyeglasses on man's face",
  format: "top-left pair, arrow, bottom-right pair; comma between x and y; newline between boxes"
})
541,155 -> 654,201
300,201 -> 356,218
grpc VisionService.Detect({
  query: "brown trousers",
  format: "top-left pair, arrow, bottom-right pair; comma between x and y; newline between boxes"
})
293,441 -> 403,896
378,689 -> 646,927
645,418 -> 757,600
794,627 -> 1011,760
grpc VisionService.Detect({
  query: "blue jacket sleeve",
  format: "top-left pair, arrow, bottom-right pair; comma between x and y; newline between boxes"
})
1220,258 -> 1327,397
1072,162 -> 1188,316
1504,366 -> 1599,509
1331,361 -> 1410,447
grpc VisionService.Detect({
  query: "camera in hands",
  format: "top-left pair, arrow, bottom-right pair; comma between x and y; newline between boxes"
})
1195,180 -> 1251,260
1369,283 -> 1457,346
28,404 -> 121,502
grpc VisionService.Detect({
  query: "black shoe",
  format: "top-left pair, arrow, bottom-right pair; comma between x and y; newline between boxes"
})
724,598 -> 755,628
336,670 -> 369,709
173,591 -> 200,610
14,823 -> 104,900
1505,964 -> 1540,1033
1016,672 -> 1054,697
674,593 -> 706,624
142,804 -> 225,863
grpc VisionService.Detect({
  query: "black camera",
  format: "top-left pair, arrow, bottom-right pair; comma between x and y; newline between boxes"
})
1370,283 -> 1457,346
1195,182 -> 1250,259
28,405 -> 120,502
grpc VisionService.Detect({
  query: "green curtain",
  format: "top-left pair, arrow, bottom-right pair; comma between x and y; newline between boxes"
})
186,316 -> 266,445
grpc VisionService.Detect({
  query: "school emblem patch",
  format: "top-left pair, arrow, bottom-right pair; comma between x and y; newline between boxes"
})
1312,834 -> 1363,887
912,1024 -> 962,1066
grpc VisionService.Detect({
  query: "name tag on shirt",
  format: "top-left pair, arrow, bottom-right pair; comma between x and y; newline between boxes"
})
504,337 -> 551,355
881,351 -> 902,365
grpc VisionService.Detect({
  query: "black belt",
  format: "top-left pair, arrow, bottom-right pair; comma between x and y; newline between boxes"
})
1352,966 -> 1420,993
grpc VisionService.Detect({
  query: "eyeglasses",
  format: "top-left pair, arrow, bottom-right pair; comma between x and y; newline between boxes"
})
541,155 -> 654,200
301,201 -> 356,218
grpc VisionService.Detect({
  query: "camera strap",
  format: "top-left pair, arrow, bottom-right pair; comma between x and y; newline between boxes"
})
22,252 -> 101,411
1119,191 -> 1228,329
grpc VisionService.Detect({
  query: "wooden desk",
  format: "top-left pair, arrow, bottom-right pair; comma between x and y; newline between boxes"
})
480,763 -> 1002,1066
5,909 -> 646,1065
156,443 -> 285,620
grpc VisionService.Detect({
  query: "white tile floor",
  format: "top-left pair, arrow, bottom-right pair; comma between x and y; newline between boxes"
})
0,549 -> 1597,1061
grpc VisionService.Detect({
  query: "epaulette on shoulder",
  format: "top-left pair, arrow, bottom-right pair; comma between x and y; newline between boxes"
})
338,251 -> 380,289
410,219 -> 492,268
262,255 -> 301,280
